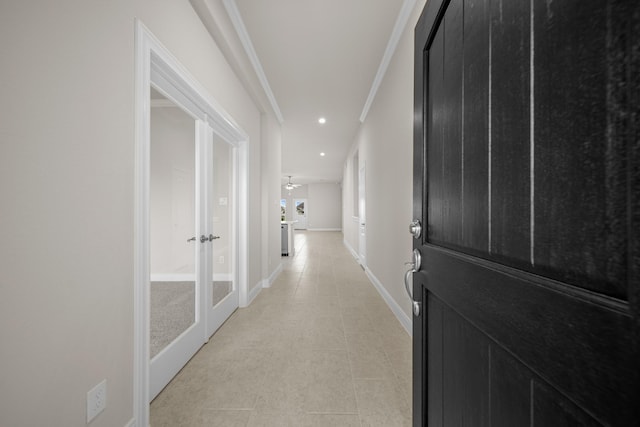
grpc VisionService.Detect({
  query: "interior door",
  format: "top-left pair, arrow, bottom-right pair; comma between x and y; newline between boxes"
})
149,94 -> 206,400
204,128 -> 239,338
412,0 -> 639,425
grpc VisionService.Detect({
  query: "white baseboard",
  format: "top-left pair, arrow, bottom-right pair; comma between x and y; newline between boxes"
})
150,273 -> 233,282
150,273 -> 195,282
307,228 -> 342,231
124,418 -> 136,427
342,239 -> 411,337
364,268 -> 412,337
263,262 -> 283,288
247,280 -> 263,305
343,238 -> 359,261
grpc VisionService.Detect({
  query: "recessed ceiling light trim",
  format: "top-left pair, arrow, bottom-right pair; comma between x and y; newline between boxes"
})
318,117 -> 326,124
223,0 -> 285,124
359,0 -> 416,123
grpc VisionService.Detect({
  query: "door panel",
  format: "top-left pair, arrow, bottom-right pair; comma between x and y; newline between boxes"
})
149,95 -> 205,400
427,24 -> 445,245
461,0 -> 489,254
413,0 -> 640,425
441,0 -> 463,247
533,0 -> 627,298
489,0 -> 532,265
490,345 -> 531,427
533,381 -> 601,427
205,130 -> 238,338
210,134 -> 233,308
426,296 -> 443,426
423,245 -> 637,425
441,298 -> 489,426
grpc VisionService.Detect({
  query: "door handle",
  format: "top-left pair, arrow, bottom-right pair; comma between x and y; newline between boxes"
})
409,219 -> 422,239
403,248 -> 422,316
188,235 -> 219,243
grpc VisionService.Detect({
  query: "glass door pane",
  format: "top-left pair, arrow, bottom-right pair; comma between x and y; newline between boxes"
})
210,135 -> 234,308
204,129 -> 238,338
149,90 -> 197,360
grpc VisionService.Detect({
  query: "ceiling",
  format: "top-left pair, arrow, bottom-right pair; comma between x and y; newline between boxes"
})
193,0 -> 415,186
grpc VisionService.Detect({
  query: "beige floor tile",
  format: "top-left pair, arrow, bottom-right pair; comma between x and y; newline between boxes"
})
248,411 -> 315,426
353,379 -> 410,419
151,231 -> 411,426
302,413 -> 362,426
192,409 -> 252,427
359,414 -> 411,427
346,333 -> 395,380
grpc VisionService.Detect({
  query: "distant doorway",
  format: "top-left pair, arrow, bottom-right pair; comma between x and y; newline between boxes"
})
293,199 -> 307,229
358,165 -> 366,267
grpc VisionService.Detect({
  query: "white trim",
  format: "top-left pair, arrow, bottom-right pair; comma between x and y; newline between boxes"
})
133,20 -> 151,427
149,274 -> 233,282
342,239 -> 411,336
150,99 -> 178,108
124,418 -> 136,427
150,274 -> 196,282
237,140 -> 249,307
134,19 -> 250,426
262,262 -> 283,288
246,280 -> 263,306
223,0 -> 284,124
359,0 -> 416,122
364,268 -> 412,337
307,228 -> 342,232
343,238 -> 359,261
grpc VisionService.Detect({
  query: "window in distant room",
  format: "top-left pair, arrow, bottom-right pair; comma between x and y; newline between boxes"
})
280,199 -> 286,221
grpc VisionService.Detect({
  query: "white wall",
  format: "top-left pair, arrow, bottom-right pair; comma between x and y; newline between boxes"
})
0,1 -> 280,426
261,113 -> 283,283
308,183 -> 342,230
343,0 -> 427,325
281,183 -> 342,230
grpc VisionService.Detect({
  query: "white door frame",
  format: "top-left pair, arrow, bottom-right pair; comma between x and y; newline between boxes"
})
358,164 -> 366,267
134,20 -> 249,427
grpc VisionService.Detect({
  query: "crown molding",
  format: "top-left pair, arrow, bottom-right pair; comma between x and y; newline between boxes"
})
222,0 -> 284,124
359,0 -> 417,123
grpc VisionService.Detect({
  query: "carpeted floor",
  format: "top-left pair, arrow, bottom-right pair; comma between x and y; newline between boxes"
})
150,281 -> 233,358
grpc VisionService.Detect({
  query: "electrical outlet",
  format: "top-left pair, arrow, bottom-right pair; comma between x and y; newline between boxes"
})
218,256 -> 224,264
87,379 -> 107,423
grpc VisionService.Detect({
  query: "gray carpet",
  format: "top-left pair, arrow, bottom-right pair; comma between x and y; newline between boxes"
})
150,281 -> 233,358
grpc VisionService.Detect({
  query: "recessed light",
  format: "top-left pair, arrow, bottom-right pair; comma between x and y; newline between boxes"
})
320,152 -> 326,157
318,117 -> 326,124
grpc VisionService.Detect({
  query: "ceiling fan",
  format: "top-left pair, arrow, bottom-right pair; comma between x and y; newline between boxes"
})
283,176 -> 301,191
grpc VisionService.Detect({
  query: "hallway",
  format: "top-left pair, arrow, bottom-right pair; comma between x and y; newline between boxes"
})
150,231 -> 412,426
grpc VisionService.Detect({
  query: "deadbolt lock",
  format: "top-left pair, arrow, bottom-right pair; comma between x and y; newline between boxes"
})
409,219 -> 422,239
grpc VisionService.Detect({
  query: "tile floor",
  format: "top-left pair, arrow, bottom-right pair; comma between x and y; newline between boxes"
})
150,231 -> 412,426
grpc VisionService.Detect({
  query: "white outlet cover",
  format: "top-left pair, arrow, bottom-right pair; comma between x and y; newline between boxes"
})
87,379 -> 107,423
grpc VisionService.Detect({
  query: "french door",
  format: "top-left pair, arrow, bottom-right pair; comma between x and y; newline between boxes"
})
149,89 -> 238,400
411,0 -> 639,425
